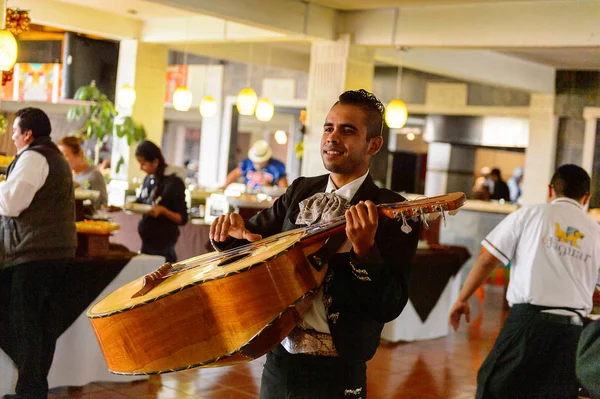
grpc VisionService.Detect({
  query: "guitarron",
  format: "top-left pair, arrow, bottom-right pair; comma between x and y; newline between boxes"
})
87,192 -> 466,375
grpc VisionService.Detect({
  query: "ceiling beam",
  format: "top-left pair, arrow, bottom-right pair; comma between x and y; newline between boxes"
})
145,0 -> 338,40
342,1 -> 600,48
141,16 -> 288,43
13,0 -> 142,40
375,48 -> 556,94
168,43 -> 310,72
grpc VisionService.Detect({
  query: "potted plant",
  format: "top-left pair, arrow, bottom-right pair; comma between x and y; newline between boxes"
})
67,80 -> 146,167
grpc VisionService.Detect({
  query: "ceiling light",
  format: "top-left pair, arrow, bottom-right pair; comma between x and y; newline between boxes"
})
0,30 -> 17,71
199,96 -> 217,118
236,87 -> 258,115
274,130 -> 287,145
255,98 -> 274,122
173,86 -> 192,112
118,84 -> 136,108
385,100 -> 408,129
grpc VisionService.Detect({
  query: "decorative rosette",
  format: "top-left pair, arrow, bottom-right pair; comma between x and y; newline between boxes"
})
5,8 -> 31,35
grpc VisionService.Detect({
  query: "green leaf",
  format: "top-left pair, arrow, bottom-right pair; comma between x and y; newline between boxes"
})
115,156 -> 125,174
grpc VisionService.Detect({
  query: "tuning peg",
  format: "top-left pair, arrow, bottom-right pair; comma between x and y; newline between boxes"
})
420,213 -> 429,230
400,212 -> 412,234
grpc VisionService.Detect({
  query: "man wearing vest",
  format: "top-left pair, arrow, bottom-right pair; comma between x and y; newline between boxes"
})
0,107 -> 77,399
449,164 -> 600,399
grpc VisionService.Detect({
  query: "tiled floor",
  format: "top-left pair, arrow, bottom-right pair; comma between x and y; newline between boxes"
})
47,290 -> 507,398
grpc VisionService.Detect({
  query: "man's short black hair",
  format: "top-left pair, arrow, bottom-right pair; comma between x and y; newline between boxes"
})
335,89 -> 385,140
15,107 -> 52,138
550,164 -> 590,200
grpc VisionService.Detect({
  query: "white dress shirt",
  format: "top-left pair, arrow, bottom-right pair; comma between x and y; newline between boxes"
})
482,197 -> 600,315
0,145 -> 49,217
302,170 -> 370,333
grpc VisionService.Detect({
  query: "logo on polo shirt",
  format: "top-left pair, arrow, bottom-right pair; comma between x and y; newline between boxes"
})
541,222 -> 591,263
554,223 -> 584,247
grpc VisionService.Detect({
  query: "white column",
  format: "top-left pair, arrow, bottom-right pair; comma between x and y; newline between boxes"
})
521,94 -> 557,205
302,34 -> 375,178
198,65 -> 225,188
109,40 -> 168,205
582,107 -> 600,175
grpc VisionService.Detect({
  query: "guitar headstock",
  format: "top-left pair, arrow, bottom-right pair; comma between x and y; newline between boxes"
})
378,192 -> 467,233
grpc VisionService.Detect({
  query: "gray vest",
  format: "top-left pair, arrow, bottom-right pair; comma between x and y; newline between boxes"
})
1,137 -> 77,268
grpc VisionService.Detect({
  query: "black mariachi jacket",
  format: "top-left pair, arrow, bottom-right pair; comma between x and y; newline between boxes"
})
221,174 -> 419,363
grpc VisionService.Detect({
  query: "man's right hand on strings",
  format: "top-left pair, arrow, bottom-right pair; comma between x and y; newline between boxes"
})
210,213 -> 262,243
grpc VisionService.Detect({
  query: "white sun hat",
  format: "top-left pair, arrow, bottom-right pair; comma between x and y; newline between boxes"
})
248,140 -> 272,163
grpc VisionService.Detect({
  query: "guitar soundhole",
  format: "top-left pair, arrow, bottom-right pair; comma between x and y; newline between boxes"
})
217,253 -> 251,267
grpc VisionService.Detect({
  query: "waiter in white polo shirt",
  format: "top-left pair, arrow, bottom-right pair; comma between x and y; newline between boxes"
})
449,164 -> 600,399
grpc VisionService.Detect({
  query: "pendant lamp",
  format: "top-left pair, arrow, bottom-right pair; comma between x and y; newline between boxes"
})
385,64 -> 408,129
118,84 -> 136,108
236,87 -> 258,115
199,95 -> 217,118
255,98 -> 274,122
173,86 -> 192,112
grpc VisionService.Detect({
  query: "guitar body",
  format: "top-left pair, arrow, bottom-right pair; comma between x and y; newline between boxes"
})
88,231 -> 328,374
88,192 -> 466,375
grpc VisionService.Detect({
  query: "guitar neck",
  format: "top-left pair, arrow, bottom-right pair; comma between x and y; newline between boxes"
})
299,192 -> 466,245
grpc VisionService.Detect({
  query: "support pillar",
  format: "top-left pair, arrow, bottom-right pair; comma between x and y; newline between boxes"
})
521,94 -> 557,205
109,40 -> 168,204
302,34 -> 376,177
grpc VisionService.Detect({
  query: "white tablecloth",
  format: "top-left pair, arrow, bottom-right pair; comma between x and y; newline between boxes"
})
0,254 -> 165,395
381,274 -> 461,342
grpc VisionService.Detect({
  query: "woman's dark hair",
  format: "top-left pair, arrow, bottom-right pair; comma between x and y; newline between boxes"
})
57,136 -> 83,156
135,140 -> 167,192
335,89 -> 385,140
550,164 -> 590,200
15,107 -> 52,138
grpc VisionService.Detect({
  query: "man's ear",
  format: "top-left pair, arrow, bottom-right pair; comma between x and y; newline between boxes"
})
23,129 -> 35,144
582,193 -> 591,206
368,136 -> 383,156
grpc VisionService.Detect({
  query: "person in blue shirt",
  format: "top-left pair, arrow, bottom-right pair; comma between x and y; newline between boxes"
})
221,140 -> 288,191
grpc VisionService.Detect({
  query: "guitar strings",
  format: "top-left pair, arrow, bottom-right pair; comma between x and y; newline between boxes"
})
162,193 -> 458,278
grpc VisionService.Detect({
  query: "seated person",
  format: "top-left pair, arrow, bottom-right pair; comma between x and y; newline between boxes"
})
58,135 -> 108,212
220,140 -> 288,191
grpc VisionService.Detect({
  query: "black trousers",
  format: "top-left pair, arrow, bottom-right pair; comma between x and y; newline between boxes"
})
141,243 -> 177,263
0,260 -> 69,399
260,345 -> 366,399
476,304 -> 583,399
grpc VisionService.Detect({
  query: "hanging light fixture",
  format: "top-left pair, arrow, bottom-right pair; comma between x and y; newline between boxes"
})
118,84 -> 136,108
173,86 -> 192,111
255,98 -> 274,122
173,24 -> 193,112
274,129 -> 287,145
385,63 -> 408,129
0,1 -> 17,72
406,132 -> 416,141
199,95 -> 217,117
385,100 -> 408,129
237,87 -> 257,115
236,44 -> 258,115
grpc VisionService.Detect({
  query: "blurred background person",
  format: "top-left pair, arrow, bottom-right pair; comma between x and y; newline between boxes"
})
472,166 -> 492,200
57,135 -> 107,212
508,166 -> 524,204
133,140 -> 188,263
489,168 -> 510,201
220,139 -> 288,191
